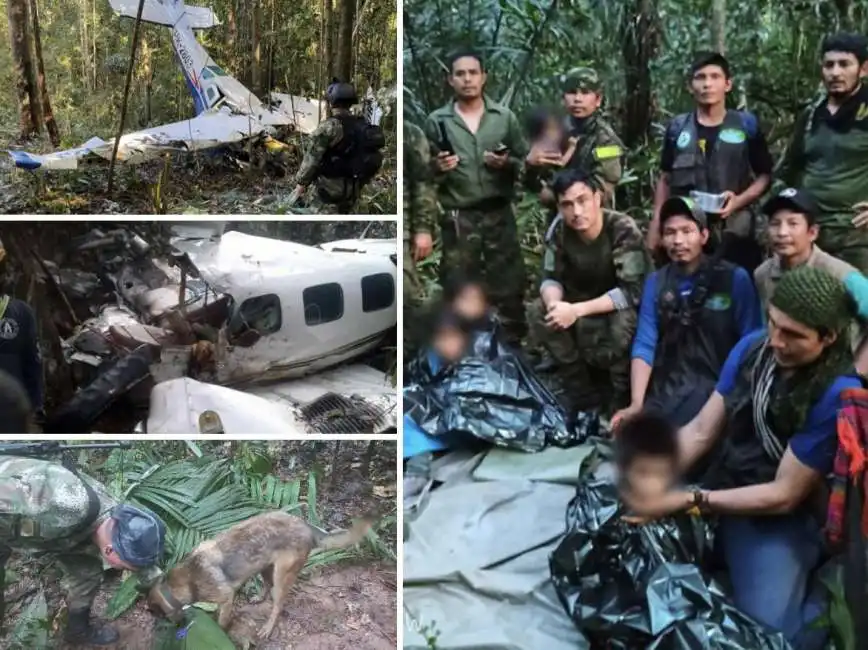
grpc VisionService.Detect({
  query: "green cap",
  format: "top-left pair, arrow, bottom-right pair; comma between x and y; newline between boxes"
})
560,67 -> 601,94
659,196 -> 708,232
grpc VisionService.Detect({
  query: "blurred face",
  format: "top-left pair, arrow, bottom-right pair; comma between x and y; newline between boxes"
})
661,215 -> 708,265
768,209 -> 817,259
538,116 -> 565,149
821,51 -> 864,98
558,181 -> 603,233
624,456 -> 676,498
563,88 -> 601,118
767,305 -> 837,368
690,64 -> 732,107
452,284 -> 488,322
449,56 -> 486,101
432,326 -> 468,362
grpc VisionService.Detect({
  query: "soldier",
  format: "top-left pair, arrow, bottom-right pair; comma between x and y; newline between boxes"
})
526,67 -> 624,207
527,168 -> 650,416
778,32 -> 868,274
0,456 -> 166,645
403,120 -> 438,360
425,48 -> 529,348
648,52 -> 773,274
289,81 -> 386,214
0,237 -> 43,429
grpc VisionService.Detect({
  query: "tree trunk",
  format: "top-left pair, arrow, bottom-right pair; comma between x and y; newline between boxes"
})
251,0 -> 262,95
336,0 -> 355,82
711,0 -> 726,54
7,0 -> 40,138
29,0 -> 59,146
141,35 -> 153,124
324,0 -> 334,79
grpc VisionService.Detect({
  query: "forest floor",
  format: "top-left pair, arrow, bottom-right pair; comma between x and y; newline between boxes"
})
1,441 -> 398,650
0,151 -> 396,216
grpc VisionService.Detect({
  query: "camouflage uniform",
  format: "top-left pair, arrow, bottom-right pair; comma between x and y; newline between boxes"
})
403,121 -> 439,359
0,457 -> 160,610
528,210 -> 649,415
294,112 -> 359,214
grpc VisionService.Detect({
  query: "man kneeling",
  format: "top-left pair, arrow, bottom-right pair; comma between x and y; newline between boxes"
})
623,265 -> 861,650
528,168 -> 650,416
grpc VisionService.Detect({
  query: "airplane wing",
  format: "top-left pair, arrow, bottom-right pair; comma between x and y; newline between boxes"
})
269,92 -> 326,134
8,111 -> 271,171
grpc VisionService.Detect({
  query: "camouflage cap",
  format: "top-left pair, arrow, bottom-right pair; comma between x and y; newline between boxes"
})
111,504 -> 167,568
560,67 -> 602,94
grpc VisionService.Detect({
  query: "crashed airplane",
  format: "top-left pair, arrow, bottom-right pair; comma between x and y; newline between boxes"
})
46,223 -> 397,434
8,0 -> 380,172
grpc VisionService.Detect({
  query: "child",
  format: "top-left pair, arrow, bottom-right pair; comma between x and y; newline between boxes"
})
443,274 -> 493,331
526,106 -> 579,168
615,411 -> 681,501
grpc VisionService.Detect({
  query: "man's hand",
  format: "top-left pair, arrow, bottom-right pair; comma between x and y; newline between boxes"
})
718,190 -> 738,219
852,202 -> 868,229
436,151 -> 460,172
413,233 -> 433,261
484,150 -> 510,169
540,186 -> 556,207
545,301 -> 580,329
611,403 -> 642,432
525,144 -> 563,167
620,488 -> 693,524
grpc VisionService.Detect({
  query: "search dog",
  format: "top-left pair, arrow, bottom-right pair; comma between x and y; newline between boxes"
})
148,511 -> 374,639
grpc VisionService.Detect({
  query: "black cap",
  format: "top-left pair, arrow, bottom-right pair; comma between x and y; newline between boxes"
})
111,504 -> 166,568
762,187 -> 819,222
659,196 -> 708,232
690,51 -> 731,78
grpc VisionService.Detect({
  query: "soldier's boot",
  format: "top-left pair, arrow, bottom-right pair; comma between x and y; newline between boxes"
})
64,608 -> 120,646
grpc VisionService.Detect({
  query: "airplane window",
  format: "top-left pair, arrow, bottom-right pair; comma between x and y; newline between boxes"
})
237,294 -> 282,334
361,273 -> 395,312
303,283 -> 344,325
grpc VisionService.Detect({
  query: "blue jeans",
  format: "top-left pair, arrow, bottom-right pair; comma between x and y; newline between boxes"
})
719,514 -> 828,650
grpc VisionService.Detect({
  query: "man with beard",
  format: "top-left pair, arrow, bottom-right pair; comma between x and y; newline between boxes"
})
528,168 -> 649,416
622,265 -> 862,650
779,33 -> 868,274
424,49 -> 529,348
612,196 -> 761,429
648,52 -> 773,274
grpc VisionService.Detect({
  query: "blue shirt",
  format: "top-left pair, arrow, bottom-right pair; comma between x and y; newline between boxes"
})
403,349 -> 449,459
715,330 -> 861,475
632,265 -> 762,365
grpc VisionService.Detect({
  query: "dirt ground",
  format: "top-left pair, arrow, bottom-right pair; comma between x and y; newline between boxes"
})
1,441 -> 398,649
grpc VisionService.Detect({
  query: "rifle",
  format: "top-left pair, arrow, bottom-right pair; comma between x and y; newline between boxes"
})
0,442 -> 131,456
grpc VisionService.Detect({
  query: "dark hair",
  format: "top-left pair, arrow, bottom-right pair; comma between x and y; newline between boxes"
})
442,272 -> 488,305
525,106 -> 561,141
0,370 -> 31,433
448,49 -> 485,74
615,411 -> 679,469
822,32 -> 868,64
425,307 -> 472,342
551,167 -> 600,199
689,51 -> 731,79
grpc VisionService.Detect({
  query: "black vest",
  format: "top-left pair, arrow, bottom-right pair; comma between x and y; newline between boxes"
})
647,260 -> 740,407
668,110 -> 753,197
709,336 -> 793,490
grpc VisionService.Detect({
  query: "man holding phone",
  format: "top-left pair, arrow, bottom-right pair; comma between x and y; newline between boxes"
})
424,49 -> 529,347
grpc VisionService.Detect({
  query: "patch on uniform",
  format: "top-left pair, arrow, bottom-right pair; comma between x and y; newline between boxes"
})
720,128 -> 746,144
705,293 -> 732,311
857,103 -> 868,121
0,318 -> 18,340
543,248 -> 556,272
593,145 -> 622,160
676,132 -> 691,148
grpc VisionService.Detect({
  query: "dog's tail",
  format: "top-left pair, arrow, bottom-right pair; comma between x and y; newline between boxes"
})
315,516 -> 375,551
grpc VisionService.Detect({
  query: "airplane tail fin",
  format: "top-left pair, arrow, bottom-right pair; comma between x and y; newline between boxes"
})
109,0 -> 220,29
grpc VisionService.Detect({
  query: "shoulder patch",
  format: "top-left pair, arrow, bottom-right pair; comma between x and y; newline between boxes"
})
705,293 -> 732,311
593,145 -> 622,160
857,103 -> 868,122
